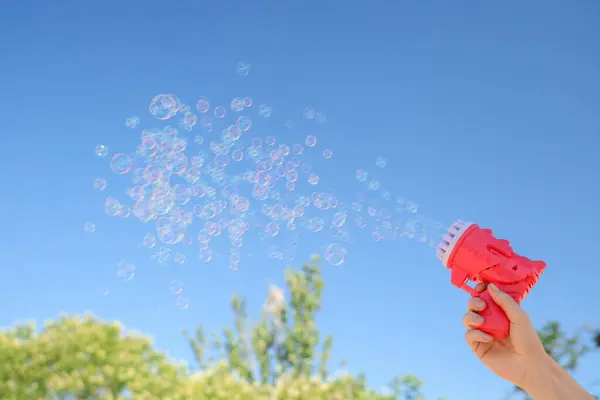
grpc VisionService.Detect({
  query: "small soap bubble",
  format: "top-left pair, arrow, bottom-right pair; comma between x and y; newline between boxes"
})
95,145 -> 108,157
198,246 -> 213,263
308,174 -> 319,185
175,295 -> 189,310
303,107 -> 315,119
125,116 -> 140,129
214,106 -> 226,119
104,197 -> 121,216
265,222 -> 280,236
116,261 -> 136,281
368,180 -> 380,190
323,149 -> 332,159
315,112 -> 327,124
324,243 -> 347,266
149,94 -> 180,120
196,97 -> 210,113
110,153 -> 133,175
356,169 -> 368,182
305,136 -> 317,147
236,62 -> 250,76
94,178 -> 107,191
173,253 -> 187,265
232,149 -> 244,162
84,222 -> 96,233
143,233 -> 156,248
376,157 -> 387,168
243,97 -> 253,107
236,116 -> 252,132
332,212 -> 347,228
258,104 -> 272,118
285,120 -> 294,129
169,280 -> 183,295
293,144 -> 304,155
405,201 -> 419,213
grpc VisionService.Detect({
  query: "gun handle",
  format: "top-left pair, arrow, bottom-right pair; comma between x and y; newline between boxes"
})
475,289 -> 510,340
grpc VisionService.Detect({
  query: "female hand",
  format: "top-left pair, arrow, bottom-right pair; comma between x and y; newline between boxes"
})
463,283 -> 548,388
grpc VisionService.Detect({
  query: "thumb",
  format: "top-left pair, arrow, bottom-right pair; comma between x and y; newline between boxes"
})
487,284 -> 528,324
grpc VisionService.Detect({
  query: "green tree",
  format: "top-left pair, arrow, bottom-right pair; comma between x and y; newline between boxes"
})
0,314 -> 189,400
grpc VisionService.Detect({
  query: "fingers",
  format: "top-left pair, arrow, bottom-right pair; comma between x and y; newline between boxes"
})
475,282 -> 487,293
462,311 -> 485,329
465,329 -> 493,351
487,284 -> 529,324
468,296 -> 487,313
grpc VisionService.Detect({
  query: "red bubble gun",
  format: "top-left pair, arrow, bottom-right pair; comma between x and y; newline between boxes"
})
436,220 -> 546,339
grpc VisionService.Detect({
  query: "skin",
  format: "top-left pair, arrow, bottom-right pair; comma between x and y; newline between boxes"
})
464,283 -> 594,400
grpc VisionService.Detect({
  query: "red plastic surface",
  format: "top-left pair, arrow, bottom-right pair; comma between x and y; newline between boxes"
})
447,224 -> 546,339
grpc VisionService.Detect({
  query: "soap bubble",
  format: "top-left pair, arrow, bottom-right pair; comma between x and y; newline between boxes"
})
168,280 -> 183,294
214,106 -> 226,119
303,107 -> 315,119
323,149 -> 332,159
110,154 -> 132,175
175,294 -> 189,310
196,97 -> 210,113
125,116 -> 140,129
95,145 -> 108,157
104,197 -> 120,216
149,94 -> 180,120
236,116 -> 252,132
143,233 -> 156,248
173,252 -> 187,264
324,243 -> 347,266
308,174 -> 319,185
258,104 -> 272,118
94,178 -> 107,191
236,62 -> 250,76
376,156 -> 386,168
198,247 -> 213,263
265,222 -> 280,236
116,261 -> 136,281
305,136 -> 317,147
84,222 -> 96,233
356,169 -> 368,182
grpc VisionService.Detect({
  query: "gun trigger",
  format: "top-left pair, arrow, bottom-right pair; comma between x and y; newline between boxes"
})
461,284 -> 478,297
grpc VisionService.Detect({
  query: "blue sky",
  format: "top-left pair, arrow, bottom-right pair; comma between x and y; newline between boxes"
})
1,0 -> 599,399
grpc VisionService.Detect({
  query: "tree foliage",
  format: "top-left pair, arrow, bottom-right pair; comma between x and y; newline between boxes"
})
0,314 -> 189,399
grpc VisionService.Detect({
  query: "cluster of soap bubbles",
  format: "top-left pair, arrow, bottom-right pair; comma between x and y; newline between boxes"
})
89,62 -> 446,306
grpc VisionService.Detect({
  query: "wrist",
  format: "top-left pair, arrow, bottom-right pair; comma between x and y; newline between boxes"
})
519,354 -> 556,394
520,354 -> 594,400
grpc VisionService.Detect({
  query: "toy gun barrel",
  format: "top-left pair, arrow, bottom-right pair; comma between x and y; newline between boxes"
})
437,220 -> 546,339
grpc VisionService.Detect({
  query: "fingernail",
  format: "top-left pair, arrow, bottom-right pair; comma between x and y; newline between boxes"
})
475,299 -> 486,309
488,283 -> 498,293
475,315 -> 485,324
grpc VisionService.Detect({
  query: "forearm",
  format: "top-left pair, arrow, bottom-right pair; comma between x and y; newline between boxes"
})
520,354 -> 594,400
